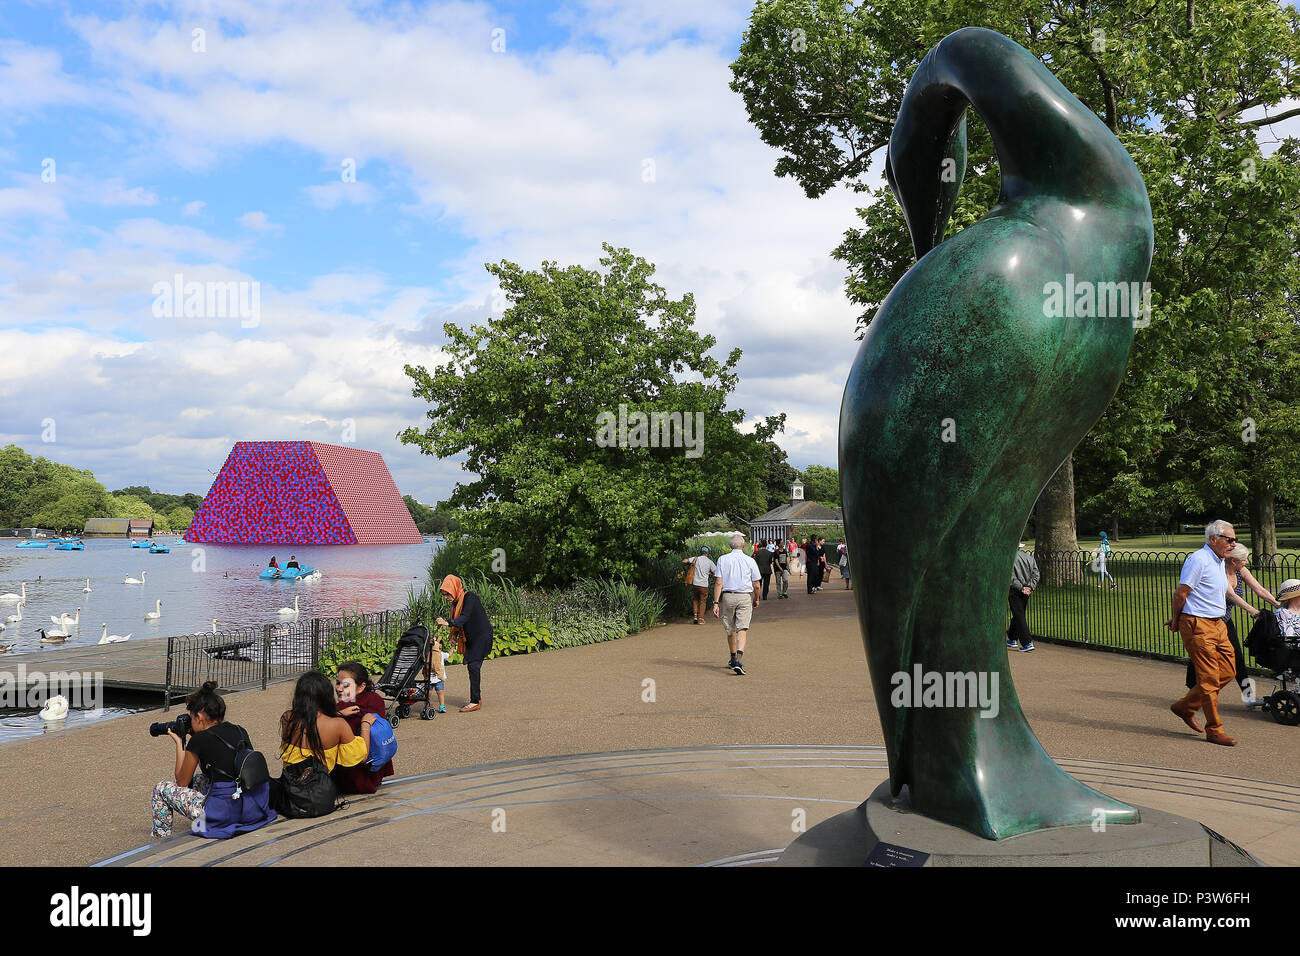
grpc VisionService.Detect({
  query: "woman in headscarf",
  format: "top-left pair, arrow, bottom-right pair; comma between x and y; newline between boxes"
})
435,574 -> 494,712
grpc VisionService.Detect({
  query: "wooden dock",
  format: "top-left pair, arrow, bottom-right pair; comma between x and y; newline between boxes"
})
0,636 -> 173,695
0,632 -> 314,706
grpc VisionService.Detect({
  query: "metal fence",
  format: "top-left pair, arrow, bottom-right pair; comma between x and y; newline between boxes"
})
162,600 -> 649,709
1021,550 -> 1300,670
164,609 -> 419,710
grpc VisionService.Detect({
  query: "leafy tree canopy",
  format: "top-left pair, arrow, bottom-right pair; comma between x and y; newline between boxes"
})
400,245 -> 779,586
731,0 -> 1300,537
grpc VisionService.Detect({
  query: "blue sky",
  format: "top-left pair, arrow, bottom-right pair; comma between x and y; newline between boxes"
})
7,2 -> 1293,509
0,0 -> 865,506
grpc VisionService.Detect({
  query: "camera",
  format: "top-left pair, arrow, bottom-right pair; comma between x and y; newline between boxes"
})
149,713 -> 192,741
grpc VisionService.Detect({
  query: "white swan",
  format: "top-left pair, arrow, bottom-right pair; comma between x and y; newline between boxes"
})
124,571 -> 146,585
0,582 -> 26,604
145,599 -> 162,620
5,603 -> 22,624
39,695 -> 69,720
51,608 -> 80,628
277,595 -> 300,617
82,579 -> 92,593
39,627 -> 69,644
99,623 -> 131,644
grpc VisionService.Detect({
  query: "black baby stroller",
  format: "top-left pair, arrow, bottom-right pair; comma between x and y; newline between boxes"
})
376,624 -> 438,725
1245,610 -> 1300,725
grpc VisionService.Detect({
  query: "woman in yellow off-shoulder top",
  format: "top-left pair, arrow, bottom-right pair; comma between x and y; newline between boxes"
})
279,671 -> 374,772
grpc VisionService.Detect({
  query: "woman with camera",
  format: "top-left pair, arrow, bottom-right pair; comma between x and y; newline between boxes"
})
149,681 -> 275,840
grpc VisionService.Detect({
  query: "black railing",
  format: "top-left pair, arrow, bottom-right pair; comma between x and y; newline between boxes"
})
1018,549 -> 1300,669
162,598 -> 655,709
164,609 -> 418,710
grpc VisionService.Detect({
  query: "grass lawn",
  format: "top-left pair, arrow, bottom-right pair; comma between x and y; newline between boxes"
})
1023,552 -> 1287,670
1053,527 -> 1300,556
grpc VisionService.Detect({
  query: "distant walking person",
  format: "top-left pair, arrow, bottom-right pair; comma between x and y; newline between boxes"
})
1007,548 -> 1040,652
774,544 -> 790,599
838,542 -> 852,590
682,546 -> 718,624
435,574 -> 493,712
1168,521 -> 1239,746
792,539 -> 805,577
804,538 -> 820,593
1094,532 -> 1116,589
754,539 -> 777,601
712,534 -> 761,675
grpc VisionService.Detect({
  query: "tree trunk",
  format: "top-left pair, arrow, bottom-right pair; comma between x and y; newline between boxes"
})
1250,484 -> 1278,568
1111,514 -> 1119,542
1035,454 -> 1082,585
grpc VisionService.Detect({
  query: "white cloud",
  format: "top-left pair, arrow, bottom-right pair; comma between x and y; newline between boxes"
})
82,178 -> 159,206
0,183 -> 65,221
10,1 -> 868,499
115,218 -> 246,262
303,180 -> 378,208
238,210 -> 279,231
0,41 -> 90,113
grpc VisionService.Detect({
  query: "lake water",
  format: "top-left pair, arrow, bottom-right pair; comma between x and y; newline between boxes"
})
0,537 -> 442,742
0,536 -> 442,652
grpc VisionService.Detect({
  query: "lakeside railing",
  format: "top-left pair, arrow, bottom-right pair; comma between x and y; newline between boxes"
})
161,596 -> 659,709
1020,550 -> 1300,671
164,609 -> 422,710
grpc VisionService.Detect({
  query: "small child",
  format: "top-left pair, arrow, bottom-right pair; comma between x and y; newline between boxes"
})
428,633 -> 451,714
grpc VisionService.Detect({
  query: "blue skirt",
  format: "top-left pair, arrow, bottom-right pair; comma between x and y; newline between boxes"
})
193,780 -> 277,839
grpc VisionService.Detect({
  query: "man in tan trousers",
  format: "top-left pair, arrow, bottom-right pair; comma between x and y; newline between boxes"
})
1166,520 -> 1239,746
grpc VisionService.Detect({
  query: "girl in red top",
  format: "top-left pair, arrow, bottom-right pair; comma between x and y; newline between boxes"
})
332,661 -> 394,794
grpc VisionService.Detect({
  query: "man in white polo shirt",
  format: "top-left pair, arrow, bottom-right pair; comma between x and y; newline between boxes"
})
712,533 -> 761,675
1167,519 -> 1238,746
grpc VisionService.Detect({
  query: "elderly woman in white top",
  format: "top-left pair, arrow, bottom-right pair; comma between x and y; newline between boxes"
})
1183,542 -> 1278,706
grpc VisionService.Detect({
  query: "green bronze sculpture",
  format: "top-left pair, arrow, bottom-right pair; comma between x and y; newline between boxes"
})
839,28 -> 1153,839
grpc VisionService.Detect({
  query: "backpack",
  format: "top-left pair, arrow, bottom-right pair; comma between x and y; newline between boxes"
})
274,757 -> 340,818
366,716 -> 398,770
211,726 -> 271,799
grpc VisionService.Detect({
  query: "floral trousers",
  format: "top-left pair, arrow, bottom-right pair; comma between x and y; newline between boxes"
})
151,772 -> 209,839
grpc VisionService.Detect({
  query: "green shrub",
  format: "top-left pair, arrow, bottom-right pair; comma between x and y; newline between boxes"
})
319,634 -> 396,679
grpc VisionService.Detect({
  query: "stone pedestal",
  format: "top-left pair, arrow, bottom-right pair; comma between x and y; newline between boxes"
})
778,782 -> 1260,867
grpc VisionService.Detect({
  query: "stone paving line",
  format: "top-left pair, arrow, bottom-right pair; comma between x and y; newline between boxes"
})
1,580 -> 1297,867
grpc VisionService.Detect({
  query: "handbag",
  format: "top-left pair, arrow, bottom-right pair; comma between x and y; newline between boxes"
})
275,757 -> 340,818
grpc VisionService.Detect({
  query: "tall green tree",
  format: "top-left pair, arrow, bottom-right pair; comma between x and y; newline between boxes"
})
801,463 -> 840,506
731,0 -> 1300,553
29,475 -> 112,531
400,245 -> 778,586
0,445 -> 37,526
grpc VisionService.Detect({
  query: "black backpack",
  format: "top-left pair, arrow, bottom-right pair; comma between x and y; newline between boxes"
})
273,757 -> 340,818
211,726 -> 271,799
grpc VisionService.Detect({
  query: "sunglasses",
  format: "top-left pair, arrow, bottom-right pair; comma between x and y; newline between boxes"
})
1215,534 -> 1238,544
